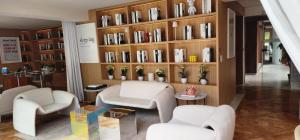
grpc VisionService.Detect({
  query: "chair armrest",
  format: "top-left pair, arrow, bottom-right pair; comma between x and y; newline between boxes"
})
96,85 -> 121,106
52,90 -> 76,104
146,123 -> 215,140
154,87 -> 176,123
172,105 -> 217,126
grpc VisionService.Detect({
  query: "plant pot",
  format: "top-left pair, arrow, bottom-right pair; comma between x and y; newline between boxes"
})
138,76 -> 144,81
121,76 -> 127,81
180,78 -> 188,84
158,77 -> 165,82
200,78 -> 208,85
108,75 -> 114,80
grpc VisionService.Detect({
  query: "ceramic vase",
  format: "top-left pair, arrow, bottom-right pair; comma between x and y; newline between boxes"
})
108,75 -> 114,80
121,76 -> 127,81
138,76 -> 144,81
181,78 -> 188,84
158,77 -> 165,82
200,78 -> 208,85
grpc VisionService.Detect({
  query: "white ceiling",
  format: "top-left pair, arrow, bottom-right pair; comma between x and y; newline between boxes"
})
0,0 -> 265,30
0,0 -> 138,22
0,15 -> 61,30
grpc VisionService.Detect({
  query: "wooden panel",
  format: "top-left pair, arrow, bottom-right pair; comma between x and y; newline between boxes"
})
236,16 -> 244,85
80,63 -> 102,86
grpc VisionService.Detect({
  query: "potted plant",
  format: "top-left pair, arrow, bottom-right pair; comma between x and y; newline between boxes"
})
155,68 -> 166,82
106,65 -> 115,80
136,65 -> 144,81
120,66 -> 128,80
199,64 -> 208,85
178,65 -> 188,84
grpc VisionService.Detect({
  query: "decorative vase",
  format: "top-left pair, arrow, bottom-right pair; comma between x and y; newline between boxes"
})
181,78 -> 188,84
121,76 -> 127,81
138,76 -> 144,81
158,77 -> 165,82
148,73 -> 154,81
200,78 -> 208,85
108,75 -> 114,80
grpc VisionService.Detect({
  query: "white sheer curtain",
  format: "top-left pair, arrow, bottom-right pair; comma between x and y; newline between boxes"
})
62,22 -> 84,101
261,0 -> 300,71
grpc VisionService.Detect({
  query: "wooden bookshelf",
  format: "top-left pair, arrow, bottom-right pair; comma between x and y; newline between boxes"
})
84,0 -> 242,106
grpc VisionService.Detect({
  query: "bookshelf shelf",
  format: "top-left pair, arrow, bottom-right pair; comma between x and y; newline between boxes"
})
86,0 -> 238,105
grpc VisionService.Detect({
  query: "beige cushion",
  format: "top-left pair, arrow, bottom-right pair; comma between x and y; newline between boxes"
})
103,95 -> 156,109
21,88 -> 54,106
38,103 -> 70,114
119,81 -> 169,100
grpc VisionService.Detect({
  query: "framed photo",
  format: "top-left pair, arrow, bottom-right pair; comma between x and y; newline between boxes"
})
227,8 -> 236,59
0,37 -> 22,64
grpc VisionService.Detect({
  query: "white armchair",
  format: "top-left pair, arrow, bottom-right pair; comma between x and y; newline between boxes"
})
146,105 -> 236,140
13,88 -> 80,136
0,85 -> 37,122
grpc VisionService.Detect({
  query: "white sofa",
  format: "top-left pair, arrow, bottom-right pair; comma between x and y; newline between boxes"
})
146,105 -> 236,140
13,88 -> 80,136
96,81 -> 176,123
0,85 -> 37,122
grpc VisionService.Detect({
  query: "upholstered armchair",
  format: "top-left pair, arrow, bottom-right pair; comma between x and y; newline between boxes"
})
146,105 -> 236,140
13,88 -> 80,136
0,85 -> 37,122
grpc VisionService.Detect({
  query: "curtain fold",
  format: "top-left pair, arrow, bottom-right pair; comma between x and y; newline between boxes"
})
261,0 -> 300,71
62,22 -> 84,101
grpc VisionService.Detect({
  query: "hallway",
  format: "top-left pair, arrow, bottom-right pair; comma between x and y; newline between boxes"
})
234,64 -> 300,140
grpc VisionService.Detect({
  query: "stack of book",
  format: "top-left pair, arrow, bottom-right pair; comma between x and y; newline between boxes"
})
134,31 -> 146,43
202,0 -> 212,14
153,49 -> 163,63
131,11 -> 142,24
174,3 -> 185,18
105,52 -> 116,63
148,7 -> 161,21
101,15 -> 112,27
153,28 -> 162,42
39,43 -> 53,51
137,50 -> 148,63
200,23 -> 212,39
115,13 -> 125,25
183,25 -> 193,40
202,48 -> 213,62
121,51 -> 130,63
103,33 -> 125,45
174,48 -> 186,63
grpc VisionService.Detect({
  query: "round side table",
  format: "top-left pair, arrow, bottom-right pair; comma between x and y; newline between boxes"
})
175,92 -> 208,105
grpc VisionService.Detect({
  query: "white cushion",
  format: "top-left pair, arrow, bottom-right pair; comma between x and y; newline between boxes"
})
119,81 -> 169,100
38,103 -> 70,114
103,96 -> 156,109
21,88 -> 54,106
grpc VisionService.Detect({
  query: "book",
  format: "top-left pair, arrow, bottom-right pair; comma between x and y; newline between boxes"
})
153,50 -> 163,63
183,25 -> 193,40
203,48 -> 213,62
174,48 -> 186,63
180,94 -> 197,98
200,23 -> 212,38
148,7 -> 161,21
202,0 -> 212,14
174,3 -> 185,18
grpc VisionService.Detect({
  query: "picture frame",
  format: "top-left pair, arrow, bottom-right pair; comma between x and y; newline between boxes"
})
227,8 -> 236,59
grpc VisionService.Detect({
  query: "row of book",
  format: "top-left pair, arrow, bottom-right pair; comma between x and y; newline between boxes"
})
174,3 -> 185,18
131,11 -> 142,24
57,42 -> 65,49
101,15 -> 112,27
41,54 -> 54,61
103,33 -> 125,45
55,53 -> 65,61
182,23 -> 212,40
32,31 -> 63,40
202,0 -> 212,14
22,55 -> 32,62
39,43 -> 53,51
20,45 -> 31,52
104,51 -> 130,63
148,7 -> 161,21
137,50 -> 164,63
115,13 -> 126,25
134,28 -> 162,44
174,47 -> 213,63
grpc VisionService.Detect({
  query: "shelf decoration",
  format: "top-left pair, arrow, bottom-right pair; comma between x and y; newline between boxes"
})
106,65 -> 115,80
172,21 -> 178,40
199,64 -> 208,85
155,68 -> 166,82
187,0 -> 197,16
136,65 -> 144,81
120,66 -> 128,80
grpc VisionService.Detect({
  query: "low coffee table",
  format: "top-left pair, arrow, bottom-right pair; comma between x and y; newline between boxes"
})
99,108 -> 137,140
175,92 -> 208,105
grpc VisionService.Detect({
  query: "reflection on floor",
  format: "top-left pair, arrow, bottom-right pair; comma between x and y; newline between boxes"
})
235,64 -> 300,140
245,64 -> 290,89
